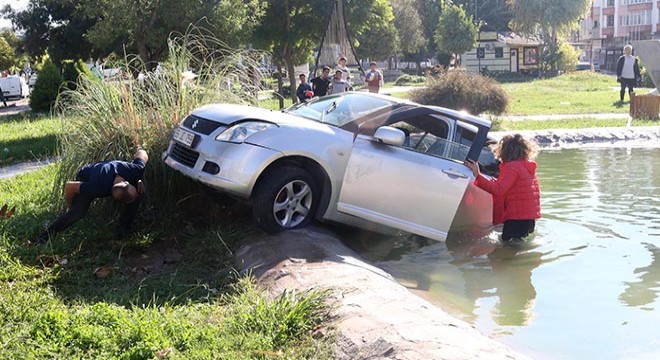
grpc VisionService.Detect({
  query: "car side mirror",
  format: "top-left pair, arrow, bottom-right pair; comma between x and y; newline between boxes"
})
374,126 -> 405,146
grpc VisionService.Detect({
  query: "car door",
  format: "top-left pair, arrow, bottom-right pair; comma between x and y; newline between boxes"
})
336,109 -> 487,241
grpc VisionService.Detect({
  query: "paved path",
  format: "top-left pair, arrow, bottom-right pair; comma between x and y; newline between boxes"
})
0,98 -> 31,117
0,158 -> 57,180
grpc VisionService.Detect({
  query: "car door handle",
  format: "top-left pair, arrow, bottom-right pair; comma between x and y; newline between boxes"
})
442,169 -> 468,178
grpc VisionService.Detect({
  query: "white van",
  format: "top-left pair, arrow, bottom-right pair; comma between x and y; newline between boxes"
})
0,76 -> 30,99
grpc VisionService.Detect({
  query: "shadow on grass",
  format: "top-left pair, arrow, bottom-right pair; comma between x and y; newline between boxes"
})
0,134 -> 59,166
612,100 -> 629,109
1,167 -> 258,307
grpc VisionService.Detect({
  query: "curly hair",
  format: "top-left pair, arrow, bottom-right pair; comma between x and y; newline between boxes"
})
492,134 -> 538,162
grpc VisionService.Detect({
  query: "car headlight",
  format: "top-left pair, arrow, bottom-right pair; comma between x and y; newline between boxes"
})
215,121 -> 277,143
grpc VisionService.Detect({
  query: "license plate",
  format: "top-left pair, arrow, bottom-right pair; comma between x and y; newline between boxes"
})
173,128 -> 195,147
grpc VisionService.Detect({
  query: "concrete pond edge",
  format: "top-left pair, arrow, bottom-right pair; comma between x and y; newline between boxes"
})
235,228 -> 528,360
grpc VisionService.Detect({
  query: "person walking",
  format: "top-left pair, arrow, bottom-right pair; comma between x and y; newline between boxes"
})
296,73 -> 313,102
616,44 -> 641,103
0,86 -> 7,107
464,134 -> 541,242
365,62 -> 383,94
310,66 -> 332,97
37,148 -> 149,243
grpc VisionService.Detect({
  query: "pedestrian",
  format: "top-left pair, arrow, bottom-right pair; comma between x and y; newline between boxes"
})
336,56 -> 351,88
296,73 -> 313,102
0,85 -> 7,107
330,69 -> 349,95
365,61 -> 383,93
310,66 -> 331,97
464,134 -> 541,242
37,148 -> 149,244
616,44 -> 641,103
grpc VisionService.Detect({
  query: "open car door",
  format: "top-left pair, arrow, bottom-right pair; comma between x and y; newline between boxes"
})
337,109 -> 491,241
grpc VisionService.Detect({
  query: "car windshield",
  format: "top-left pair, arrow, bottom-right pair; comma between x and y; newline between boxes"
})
284,93 -> 397,127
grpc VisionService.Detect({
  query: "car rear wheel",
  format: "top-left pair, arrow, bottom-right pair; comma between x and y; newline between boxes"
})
252,167 -> 318,233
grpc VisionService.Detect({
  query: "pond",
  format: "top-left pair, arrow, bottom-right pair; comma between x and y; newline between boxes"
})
347,147 -> 660,359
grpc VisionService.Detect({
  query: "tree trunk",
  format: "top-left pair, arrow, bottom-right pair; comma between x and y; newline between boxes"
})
284,48 -> 297,104
276,64 -> 284,109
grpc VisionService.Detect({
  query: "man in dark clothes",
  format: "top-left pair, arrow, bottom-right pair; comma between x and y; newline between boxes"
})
37,149 -> 149,243
310,66 -> 331,97
616,44 -> 641,102
296,73 -> 313,102
0,85 -> 7,107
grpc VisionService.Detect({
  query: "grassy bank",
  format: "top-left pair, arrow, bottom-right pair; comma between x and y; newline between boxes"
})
0,166 -> 333,359
0,112 -> 62,166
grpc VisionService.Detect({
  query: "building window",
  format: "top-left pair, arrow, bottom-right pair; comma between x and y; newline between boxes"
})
606,15 -> 614,27
620,10 -> 651,26
607,0 -> 615,6
593,20 -> 599,28
622,0 -> 651,4
495,47 -> 503,58
523,47 -> 538,65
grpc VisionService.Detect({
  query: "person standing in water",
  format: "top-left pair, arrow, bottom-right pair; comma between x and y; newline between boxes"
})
465,134 -> 541,242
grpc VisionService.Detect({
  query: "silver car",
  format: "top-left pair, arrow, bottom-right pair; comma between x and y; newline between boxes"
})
163,92 -> 496,241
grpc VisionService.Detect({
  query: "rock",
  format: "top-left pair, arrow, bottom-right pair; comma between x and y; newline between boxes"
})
235,228 -> 529,360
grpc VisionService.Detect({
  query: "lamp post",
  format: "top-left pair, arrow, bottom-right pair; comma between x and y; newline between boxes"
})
474,0 -> 482,74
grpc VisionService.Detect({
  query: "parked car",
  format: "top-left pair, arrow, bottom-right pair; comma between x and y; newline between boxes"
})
0,76 -> 30,99
163,92 -> 497,241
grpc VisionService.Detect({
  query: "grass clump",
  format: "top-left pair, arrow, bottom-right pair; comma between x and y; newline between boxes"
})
54,28 -> 264,216
410,70 -> 509,116
394,74 -> 426,86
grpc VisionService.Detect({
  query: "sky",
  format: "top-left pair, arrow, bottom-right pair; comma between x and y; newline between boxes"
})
0,0 -> 29,29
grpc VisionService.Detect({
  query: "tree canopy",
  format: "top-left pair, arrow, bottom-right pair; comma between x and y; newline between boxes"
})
434,3 -> 477,59
392,0 -> 426,56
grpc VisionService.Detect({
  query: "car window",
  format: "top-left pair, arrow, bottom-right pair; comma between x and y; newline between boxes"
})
389,117 -> 472,163
284,93 -> 395,127
454,124 -> 499,176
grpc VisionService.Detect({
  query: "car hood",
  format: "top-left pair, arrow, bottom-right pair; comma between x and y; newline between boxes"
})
191,103 -> 304,126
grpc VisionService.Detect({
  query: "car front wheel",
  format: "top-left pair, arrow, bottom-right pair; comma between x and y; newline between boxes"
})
252,167 -> 319,233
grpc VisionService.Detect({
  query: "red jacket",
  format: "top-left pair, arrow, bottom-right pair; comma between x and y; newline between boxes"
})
475,160 -> 541,224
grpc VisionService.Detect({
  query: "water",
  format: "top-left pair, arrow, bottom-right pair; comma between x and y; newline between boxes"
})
347,147 -> 660,359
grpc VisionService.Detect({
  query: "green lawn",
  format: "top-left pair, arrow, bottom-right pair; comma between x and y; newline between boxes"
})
0,112 -> 62,166
0,166 -> 332,359
388,72 -> 653,117
501,72 -> 644,115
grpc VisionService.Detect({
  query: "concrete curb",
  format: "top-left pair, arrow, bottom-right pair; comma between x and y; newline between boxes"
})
235,228 -> 528,360
491,125 -> 660,148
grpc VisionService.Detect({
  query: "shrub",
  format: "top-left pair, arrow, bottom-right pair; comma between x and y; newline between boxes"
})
29,59 -> 64,112
62,59 -> 93,91
555,40 -> 579,74
394,74 -> 426,86
54,29 -> 264,217
410,69 -> 509,115
639,61 -> 656,88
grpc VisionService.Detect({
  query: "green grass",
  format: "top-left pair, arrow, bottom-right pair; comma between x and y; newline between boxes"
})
387,72 -> 654,117
501,72 -> 649,115
0,112 -> 62,166
498,117 -> 659,131
0,166 -> 333,359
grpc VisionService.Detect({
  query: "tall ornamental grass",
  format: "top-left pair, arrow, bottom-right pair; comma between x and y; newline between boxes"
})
54,29 -> 264,215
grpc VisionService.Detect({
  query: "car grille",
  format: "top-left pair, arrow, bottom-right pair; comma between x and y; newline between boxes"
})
170,143 -> 199,168
182,115 -> 224,135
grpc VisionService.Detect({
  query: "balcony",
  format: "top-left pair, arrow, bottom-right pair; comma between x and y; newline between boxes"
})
602,28 -> 615,37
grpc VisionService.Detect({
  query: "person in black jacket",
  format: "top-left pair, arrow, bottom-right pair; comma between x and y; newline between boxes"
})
37,149 -> 149,243
616,45 -> 641,102
296,73 -> 313,102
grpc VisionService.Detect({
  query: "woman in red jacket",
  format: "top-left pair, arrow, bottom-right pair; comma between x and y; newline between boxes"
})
465,134 -> 541,242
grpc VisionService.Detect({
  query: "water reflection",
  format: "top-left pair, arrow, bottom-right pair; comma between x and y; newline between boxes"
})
445,237 -> 546,327
619,242 -> 660,309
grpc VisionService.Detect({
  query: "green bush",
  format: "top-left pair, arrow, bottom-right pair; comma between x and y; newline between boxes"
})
29,59 -> 64,112
55,29 -> 264,216
481,69 -> 532,83
62,59 -> 93,91
639,61 -> 656,88
394,74 -> 426,86
410,69 -> 509,115
555,41 -> 579,74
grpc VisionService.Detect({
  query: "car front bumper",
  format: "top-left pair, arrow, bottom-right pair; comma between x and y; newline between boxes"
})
163,139 -> 282,198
